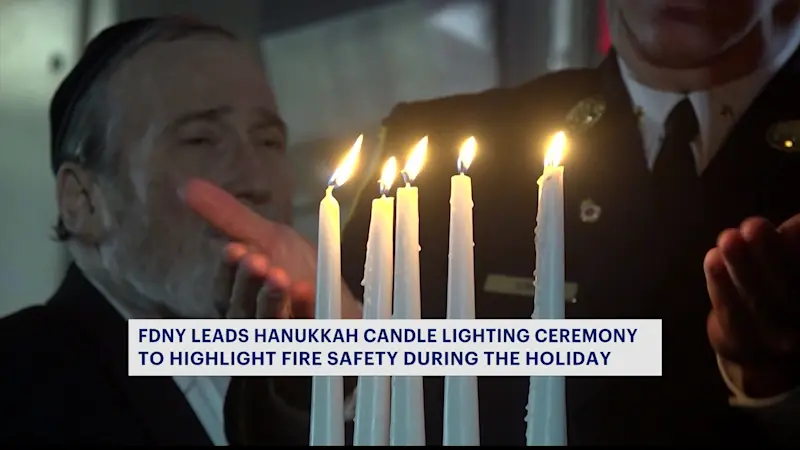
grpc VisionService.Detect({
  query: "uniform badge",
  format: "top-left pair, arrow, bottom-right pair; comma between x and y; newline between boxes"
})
579,198 -> 601,223
766,120 -> 800,153
565,95 -> 606,135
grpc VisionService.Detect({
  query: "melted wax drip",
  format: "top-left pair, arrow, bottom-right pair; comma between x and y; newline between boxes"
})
525,207 -> 545,437
361,240 -> 374,310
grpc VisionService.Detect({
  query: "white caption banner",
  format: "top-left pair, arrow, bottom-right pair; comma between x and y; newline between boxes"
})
128,319 -> 662,377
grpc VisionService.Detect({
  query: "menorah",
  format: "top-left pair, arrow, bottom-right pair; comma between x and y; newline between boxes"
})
307,133 -> 569,446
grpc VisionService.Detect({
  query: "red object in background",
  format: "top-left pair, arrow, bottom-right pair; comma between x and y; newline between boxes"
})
598,0 -> 611,54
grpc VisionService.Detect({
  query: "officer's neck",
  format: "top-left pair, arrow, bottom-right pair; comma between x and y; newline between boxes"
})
618,13 -> 800,92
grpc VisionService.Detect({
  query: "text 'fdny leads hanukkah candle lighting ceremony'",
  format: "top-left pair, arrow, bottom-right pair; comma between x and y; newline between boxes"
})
128,319 -> 662,377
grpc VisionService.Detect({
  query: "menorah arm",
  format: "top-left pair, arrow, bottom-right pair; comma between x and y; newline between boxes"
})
225,375 -> 358,445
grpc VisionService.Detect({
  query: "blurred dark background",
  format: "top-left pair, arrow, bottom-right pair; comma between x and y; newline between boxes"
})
0,0 -> 607,317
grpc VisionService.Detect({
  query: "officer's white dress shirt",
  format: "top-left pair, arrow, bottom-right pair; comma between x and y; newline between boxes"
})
618,24 -> 800,416
619,30 -> 800,176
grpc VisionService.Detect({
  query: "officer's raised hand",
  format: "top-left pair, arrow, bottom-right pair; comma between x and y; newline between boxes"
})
182,177 -> 362,320
705,213 -> 800,397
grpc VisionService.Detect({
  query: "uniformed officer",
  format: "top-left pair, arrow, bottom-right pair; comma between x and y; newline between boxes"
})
190,0 -> 800,445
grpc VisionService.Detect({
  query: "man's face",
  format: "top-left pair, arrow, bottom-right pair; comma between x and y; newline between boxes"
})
100,36 -> 291,318
611,0 -> 777,68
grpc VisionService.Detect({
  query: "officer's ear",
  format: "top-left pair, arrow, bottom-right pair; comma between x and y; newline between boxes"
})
56,162 -> 114,243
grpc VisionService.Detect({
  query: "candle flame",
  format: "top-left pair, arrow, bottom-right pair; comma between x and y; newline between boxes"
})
379,156 -> 397,194
328,134 -> 363,188
457,137 -> 477,174
544,131 -> 567,167
402,136 -> 427,184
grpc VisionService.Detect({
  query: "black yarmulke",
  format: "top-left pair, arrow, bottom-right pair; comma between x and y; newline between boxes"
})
49,18 -> 158,174
49,16 -> 237,175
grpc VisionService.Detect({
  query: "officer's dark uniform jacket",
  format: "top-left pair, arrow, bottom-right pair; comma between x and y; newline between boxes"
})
342,47 -> 800,445
229,49 -> 800,445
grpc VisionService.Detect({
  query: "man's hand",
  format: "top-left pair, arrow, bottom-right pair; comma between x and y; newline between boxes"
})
705,214 -> 800,398
182,178 -> 362,320
224,242 -> 314,319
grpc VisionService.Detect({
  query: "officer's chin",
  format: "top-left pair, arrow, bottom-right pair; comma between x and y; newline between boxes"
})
620,13 -> 720,70
646,24 -> 730,68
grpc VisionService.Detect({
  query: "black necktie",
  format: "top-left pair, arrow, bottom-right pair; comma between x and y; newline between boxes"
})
653,98 -> 699,182
652,99 -> 701,222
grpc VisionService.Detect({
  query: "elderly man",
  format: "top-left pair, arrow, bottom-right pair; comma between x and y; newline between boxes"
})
0,17 -> 360,445
190,0 -> 800,445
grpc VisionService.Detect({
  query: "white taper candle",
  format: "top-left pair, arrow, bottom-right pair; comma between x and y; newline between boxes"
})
310,135 -> 362,446
354,157 -> 397,446
526,131 -> 567,446
390,137 -> 428,446
443,137 -> 480,446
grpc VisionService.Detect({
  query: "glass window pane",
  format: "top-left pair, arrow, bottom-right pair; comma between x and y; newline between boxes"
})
260,0 -> 498,238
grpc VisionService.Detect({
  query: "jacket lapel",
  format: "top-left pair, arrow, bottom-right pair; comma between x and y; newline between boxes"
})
48,265 -> 211,445
703,43 -> 800,227
562,53 -> 673,320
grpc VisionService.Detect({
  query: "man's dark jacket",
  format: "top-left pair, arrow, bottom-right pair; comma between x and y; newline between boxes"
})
0,264 -> 337,445
0,265 -> 215,444
238,49 -> 800,445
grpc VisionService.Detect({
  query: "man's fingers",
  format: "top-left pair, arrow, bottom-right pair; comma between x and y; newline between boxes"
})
718,228 -> 765,311
705,248 -> 740,321
740,218 -> 789,304
182,178 -> 279,247
255,274 -> 316,319
224,242 -> 250,264
256,267 -> 292,319
290,281 -> 316,319
714,222 -> 798,359
705,248 -> 751,361
224,243 -> 317,320
737,218 -> 799,351
227,253 -> 269,319
777,212 -> 800,239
